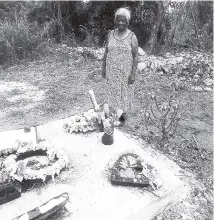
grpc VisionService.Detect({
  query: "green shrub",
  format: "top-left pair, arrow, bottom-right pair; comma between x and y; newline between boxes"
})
0,8 -> 41,65
0,2 -> 64,65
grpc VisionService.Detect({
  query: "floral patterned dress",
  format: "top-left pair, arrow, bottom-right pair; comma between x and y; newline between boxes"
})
106,29 -> 135,113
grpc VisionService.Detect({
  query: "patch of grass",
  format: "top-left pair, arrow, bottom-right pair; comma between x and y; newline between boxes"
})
0,97 -> 14,110
8,110 -> 25,119
7,89 -> 23,96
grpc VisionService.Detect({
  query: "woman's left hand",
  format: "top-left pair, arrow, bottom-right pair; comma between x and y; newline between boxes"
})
128,74 -> 135,85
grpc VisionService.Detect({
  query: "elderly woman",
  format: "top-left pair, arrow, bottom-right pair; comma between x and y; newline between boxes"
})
102,7 -> 138,124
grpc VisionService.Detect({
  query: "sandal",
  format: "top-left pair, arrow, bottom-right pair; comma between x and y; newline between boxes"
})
118,113 -> 128,126
119,113 -> 128,122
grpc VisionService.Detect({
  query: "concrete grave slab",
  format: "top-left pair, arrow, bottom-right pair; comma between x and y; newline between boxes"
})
0,117 -> 188,220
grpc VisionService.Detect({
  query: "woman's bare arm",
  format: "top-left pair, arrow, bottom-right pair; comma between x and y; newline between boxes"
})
131,34 -> 138,78
102,32 -> 110,78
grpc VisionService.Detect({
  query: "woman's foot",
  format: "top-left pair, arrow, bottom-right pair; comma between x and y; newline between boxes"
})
113,109 -> 128,127
118,112 -> 128,126
119,112 -> 128,122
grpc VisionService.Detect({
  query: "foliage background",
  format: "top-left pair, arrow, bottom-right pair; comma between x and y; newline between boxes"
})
0,1 -> 213,65
0,2 -> 213,219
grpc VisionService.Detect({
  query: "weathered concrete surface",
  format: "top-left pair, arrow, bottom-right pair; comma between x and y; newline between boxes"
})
0,117 -> 188,220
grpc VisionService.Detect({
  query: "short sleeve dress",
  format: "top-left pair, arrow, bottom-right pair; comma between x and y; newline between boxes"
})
106,29 -> 135,113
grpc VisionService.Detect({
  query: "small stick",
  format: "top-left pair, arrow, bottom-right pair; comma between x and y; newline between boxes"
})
192,134 -> 200,150
175,174 -> 192,177
192,134 -> 207,160
88,90 -> 100,112
35,126 -> 39,144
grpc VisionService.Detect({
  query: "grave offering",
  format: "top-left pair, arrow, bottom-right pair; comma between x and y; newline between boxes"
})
111,153 -> 160,188
0,141 -> 69,185
13,192 -> 69,220
88,90 -> 114,145
0,182 -> 21,205
63,90 -> 115,145
63,109 -> 100,133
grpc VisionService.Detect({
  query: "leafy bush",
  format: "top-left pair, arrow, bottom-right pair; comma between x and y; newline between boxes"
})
0,1 -> 212,64
0,2 -> 40,65
0,18 -> 40,64
0,2 -> 65,65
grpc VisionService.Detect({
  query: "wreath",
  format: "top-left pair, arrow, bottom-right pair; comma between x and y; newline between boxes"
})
0,141 -> 69,183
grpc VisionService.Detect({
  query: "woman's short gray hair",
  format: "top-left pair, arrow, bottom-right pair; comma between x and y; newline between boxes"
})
115,8 -> 131,24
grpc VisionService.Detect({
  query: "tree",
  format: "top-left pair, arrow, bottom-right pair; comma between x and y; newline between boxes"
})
165,1 -> 187,48
144,1 -> 166,54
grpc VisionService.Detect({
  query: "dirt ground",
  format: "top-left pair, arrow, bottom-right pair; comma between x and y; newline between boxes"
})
0,47 -> 213,219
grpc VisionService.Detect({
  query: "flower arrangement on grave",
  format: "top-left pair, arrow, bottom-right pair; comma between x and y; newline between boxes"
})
63,109 -> 100,133
64,90 -> 117,145
0,141 -> 69,183
111,153 -> 163,190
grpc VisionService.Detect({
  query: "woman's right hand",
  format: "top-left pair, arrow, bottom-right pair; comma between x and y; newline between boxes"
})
102,68 -> 106,78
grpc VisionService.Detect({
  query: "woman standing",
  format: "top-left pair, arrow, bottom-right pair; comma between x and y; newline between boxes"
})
102,7 -> 138,123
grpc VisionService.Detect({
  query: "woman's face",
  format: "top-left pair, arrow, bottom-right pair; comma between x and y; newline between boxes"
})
115,15 -> 128,32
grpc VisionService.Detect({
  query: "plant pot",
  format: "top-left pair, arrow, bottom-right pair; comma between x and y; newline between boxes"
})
102,133 -> 114,145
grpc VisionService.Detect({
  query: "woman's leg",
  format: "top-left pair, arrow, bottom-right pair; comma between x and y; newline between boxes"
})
119,112 -> 128,122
